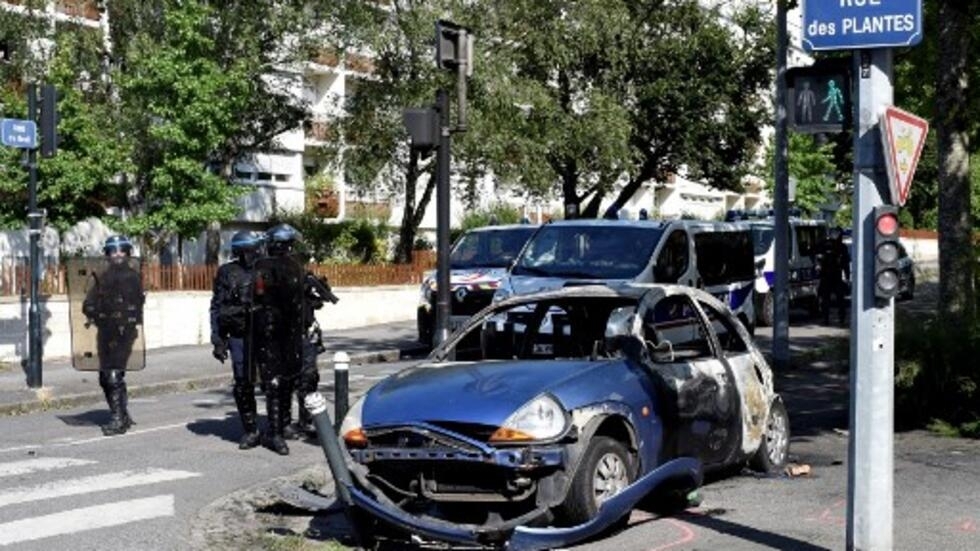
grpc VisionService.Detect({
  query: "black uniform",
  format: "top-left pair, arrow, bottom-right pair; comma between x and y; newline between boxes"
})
816,235 -> 850,325
210,259 -> 260,448
284,272 -> 337,437
82,259 -> 144,435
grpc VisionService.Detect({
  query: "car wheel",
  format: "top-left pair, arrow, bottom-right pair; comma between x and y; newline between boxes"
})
558,436 -> 635,525
757,292 -> 774,327
750,397 -> 790,474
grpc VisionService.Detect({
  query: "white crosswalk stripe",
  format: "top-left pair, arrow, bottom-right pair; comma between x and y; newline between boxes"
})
0,457 -> 96,478
0,468 -> 200,508
0,456 -> 200,547
0,495 -> 175,546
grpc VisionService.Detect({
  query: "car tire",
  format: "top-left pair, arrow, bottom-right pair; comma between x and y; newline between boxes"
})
750,397 -> 790,474
757,292 -> 775,327
558,436 -> 635,525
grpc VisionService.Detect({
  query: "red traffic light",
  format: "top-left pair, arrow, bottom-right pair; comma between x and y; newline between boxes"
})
875,211 -> 898,237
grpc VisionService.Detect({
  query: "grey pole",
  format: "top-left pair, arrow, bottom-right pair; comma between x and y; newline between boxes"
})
434,89 -> 451,346
25,83 -> 42,389
772,0 -> 790,369
847,48 -> 893,551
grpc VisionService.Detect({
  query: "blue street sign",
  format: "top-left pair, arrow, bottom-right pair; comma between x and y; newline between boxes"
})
1,118 -> 38,149
802,0 -> 923,52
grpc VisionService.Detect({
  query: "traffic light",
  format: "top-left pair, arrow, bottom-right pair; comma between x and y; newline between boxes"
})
435,20 -> 472,76
39,84 -> 58,158
873,205 -> 901,301
786,58 -> 851,134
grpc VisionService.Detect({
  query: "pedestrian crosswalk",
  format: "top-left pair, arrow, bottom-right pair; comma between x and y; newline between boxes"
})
0,455 -> 200,547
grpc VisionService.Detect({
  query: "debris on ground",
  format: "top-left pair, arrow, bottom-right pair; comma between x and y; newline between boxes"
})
785,463 -> 812,477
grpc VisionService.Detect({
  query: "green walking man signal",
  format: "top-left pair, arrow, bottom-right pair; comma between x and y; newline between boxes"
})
787,58 -> 851,134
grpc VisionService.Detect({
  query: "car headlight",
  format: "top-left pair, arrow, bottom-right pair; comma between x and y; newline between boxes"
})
489,394 -> 567,443
339,396 -> 368,448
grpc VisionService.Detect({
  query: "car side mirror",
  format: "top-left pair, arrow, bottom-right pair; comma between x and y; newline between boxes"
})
650,340 -> 675,363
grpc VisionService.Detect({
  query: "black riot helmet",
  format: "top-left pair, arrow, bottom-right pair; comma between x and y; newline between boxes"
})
265,223 -> 300,256
230,231 -> 264,266
103,235 -> 134,257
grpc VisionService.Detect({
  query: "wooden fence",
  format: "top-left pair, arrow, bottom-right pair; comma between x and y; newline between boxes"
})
0,251 -> 437,297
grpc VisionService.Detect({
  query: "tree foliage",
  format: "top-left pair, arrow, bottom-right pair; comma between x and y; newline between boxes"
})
764,133 -> 839,217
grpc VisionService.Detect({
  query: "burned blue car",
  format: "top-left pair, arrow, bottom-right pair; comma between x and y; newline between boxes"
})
335,284 -> 790,549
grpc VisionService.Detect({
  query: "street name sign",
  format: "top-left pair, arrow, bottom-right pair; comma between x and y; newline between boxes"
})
802,0 -> 923,52
1,118 -> 37,149
880,106 -> 928,207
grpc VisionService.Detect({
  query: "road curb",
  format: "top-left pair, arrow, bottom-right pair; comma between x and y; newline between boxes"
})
0,347 -> 425,417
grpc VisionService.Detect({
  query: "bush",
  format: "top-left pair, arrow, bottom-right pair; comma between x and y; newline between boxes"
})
270,210 -> 390,264
452,204 -> 527,244
895,312 -> 980,436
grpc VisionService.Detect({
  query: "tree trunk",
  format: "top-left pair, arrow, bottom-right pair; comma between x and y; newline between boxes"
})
205,221 -> 221,266
935,0 -> 975,323
394,151 -> 436,264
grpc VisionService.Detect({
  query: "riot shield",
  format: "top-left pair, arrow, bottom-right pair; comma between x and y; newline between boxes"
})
251,254 -> 306,382
65,257 -> 146,371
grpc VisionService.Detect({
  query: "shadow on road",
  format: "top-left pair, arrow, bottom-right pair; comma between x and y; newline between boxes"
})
679,509 -> 832,551
187,413 -> 245,444
57,409 -> 110,427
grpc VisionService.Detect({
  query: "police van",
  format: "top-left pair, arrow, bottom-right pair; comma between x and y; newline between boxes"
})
743,218 -> 827,326
493,219 -> 757,330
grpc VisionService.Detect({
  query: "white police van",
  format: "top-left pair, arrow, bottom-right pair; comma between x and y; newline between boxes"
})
493,219 -> 757,331
744,218 -> 827,326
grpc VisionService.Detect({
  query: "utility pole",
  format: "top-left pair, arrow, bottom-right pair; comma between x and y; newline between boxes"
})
434,89 -> 451,346
25,84 -> 42,389
772,0 -> 790,369
847,48 -> 894,551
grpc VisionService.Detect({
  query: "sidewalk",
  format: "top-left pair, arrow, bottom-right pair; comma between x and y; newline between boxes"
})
0,321 -> 428,416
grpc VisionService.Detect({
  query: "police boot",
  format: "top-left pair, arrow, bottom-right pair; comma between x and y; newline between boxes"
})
101,386 -> 129,436
233,383 -> 260,450
263,389 -> 290,456
119,381 -> 135,430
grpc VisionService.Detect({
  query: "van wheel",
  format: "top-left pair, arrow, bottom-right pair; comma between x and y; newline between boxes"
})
757,293 -> 774,327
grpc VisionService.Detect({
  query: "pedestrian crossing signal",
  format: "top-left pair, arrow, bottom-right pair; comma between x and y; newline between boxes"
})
787,59 -> 851,134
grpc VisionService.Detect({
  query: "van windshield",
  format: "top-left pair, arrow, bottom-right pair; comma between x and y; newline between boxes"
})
450,227 -> 537,269
513,225 -> 664,280
751,227 -> 774,256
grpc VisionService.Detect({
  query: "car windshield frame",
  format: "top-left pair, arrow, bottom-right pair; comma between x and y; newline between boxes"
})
449,227 -> 537,269
513,225 -> 665,280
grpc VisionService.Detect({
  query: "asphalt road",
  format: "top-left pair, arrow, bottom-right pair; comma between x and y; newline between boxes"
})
0,361 -> 403,551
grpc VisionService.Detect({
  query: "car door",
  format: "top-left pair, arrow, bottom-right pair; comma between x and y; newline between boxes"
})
694,297 -> 769,461
641,293 -> 741,468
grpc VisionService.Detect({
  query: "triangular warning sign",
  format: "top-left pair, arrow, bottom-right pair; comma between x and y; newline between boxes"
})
880,106 -> 929,207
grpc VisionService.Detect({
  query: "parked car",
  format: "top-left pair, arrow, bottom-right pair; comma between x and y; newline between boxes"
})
339,284 -> 790,549
417,224 -> 538,346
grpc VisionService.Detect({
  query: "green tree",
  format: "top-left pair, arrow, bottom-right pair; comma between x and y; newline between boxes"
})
0,6 -> 129,231
763,133 -> 839,217
111,0 -> 315,262
468,0 -> 774,219
317,0 -> 456,264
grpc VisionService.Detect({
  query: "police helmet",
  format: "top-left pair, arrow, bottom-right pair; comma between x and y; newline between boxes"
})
103,235 -> 133,256
231,231 -> 264,255
266,223 -> 300,255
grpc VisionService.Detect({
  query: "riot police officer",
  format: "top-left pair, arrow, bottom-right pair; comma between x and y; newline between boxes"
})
251,223 -> 306,455
210,231 -> 264,450
816,227 -> 851,325
82,235 -> 145,436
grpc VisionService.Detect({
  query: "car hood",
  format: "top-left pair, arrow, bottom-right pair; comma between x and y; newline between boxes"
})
362,359 -> 619,427
422,267 -> 509,290
506,275 -> 628,296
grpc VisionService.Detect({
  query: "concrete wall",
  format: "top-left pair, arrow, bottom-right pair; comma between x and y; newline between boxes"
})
0,285 -> 418,364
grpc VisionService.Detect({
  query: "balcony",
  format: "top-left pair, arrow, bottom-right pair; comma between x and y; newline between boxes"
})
306,120 -> 336,145
56,0 -> 100,21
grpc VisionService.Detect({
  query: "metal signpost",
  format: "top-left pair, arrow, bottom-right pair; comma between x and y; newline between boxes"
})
801,1 -> 923,549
